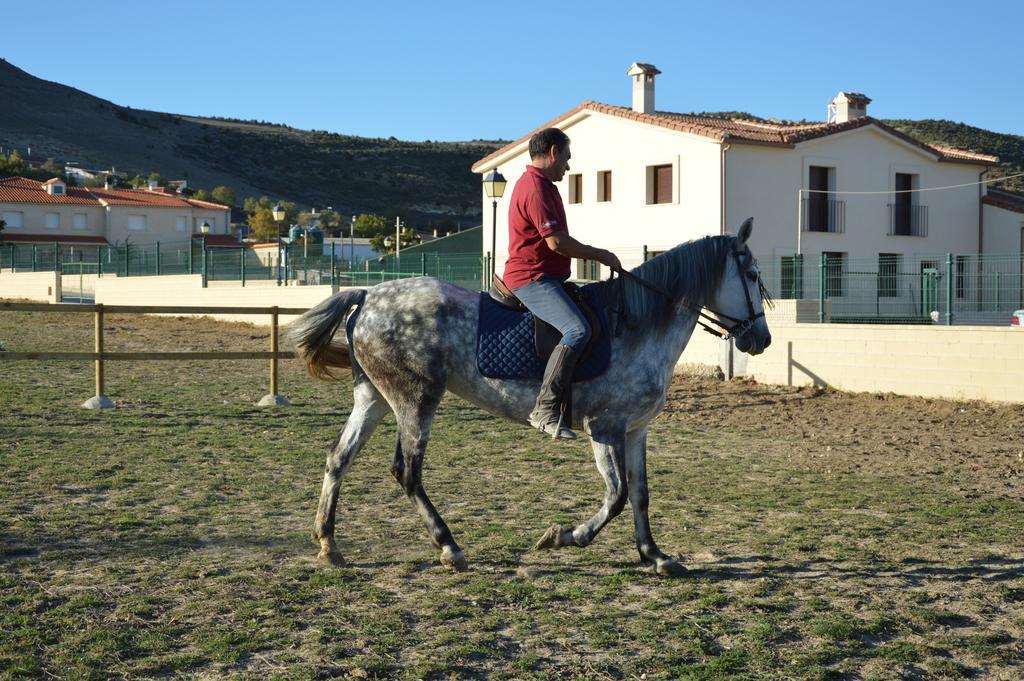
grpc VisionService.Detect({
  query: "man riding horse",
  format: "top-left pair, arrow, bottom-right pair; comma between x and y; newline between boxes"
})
502,128 -> 622,440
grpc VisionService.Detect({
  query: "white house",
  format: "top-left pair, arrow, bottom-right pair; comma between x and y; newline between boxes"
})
473,64 -> 1018,317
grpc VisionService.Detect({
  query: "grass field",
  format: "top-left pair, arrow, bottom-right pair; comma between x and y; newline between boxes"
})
2,309 -> 1023,679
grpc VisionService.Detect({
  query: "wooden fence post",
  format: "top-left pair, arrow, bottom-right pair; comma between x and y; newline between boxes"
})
82,304 -> 114,409
257,306 -> 291,407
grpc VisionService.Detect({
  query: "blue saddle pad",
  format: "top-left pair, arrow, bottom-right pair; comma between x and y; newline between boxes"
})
476,285 -> 611,381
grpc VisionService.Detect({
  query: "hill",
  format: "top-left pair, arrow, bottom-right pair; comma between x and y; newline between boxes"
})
880,119 -> 1024,192
0,58 -> 503,225
1,57 -> 1021,224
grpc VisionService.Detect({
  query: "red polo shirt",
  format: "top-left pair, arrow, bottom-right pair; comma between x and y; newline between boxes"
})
503,165 -> 571,289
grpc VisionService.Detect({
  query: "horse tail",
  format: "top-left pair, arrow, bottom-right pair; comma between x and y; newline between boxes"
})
288,289 -> 367,381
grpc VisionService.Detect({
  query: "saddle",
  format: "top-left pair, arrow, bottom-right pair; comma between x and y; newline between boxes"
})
477,274 -> 611,382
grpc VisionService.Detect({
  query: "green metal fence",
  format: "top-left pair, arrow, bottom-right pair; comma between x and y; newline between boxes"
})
4,239 -> 1020,325
758,252 -> 1024,325
0,239 -> 484,291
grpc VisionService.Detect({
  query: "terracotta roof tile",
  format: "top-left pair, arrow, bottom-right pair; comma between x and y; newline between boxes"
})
185,198 -> 231,210
194,234 -> 242,247
0,176 -> 98,205
982,188 -> 1024,214
0,177 -> 233,210
0,233 -> 109,244
471,102 -> 1000,171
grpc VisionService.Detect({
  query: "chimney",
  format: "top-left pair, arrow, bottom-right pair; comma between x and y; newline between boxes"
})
829,92 -> 871,123
627,62 -> 661,114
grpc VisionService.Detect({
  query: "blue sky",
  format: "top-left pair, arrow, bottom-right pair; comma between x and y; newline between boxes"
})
4,1 -> 1022,141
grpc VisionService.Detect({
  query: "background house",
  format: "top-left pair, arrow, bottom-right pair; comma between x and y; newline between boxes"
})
0,176 -> 232,256
473,65 -> 1021,322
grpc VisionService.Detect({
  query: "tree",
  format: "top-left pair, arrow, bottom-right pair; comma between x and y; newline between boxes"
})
6,150 -> 24,173
353,213 -> 388,238
243,195 -> 270,214
248,208 -> 280,242
246,200 -> 300,242
42,158 -> 62,176
320,208 -> 341,236
194,189 -> 213,201
211,186 -> 236,207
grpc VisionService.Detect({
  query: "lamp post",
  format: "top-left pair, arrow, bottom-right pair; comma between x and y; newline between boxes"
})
200,220 -> 211,286
272,203 -> 285,286
482,169 -> 507,283
394,216 -> 403,272
350,215 -> 356,268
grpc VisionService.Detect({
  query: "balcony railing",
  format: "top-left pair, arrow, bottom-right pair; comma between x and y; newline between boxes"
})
887,203 -> 928,237
801,197 -> 845,233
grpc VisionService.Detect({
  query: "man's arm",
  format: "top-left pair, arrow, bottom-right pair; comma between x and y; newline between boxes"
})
545,232 -> 622,272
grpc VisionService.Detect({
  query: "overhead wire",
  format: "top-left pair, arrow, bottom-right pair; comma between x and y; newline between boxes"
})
801,171 -> 1024,195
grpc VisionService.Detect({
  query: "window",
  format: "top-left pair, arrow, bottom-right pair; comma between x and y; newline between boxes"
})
804,166 -> 843,232
878,253 -> 901,298
576,258 -> 600,281
893,173 -> 916,235
52,185 -> 64,195
955,255 -> 968,299
45,212 -> 60,229
568,174 -> 582,204
647,164 -> 673,204
73,213 -> 88,230
597,171 -> 612,202
127,214 -> 147,231
823,251 -> 846,297
175,216 -> 187,232
2,211 -> 24,228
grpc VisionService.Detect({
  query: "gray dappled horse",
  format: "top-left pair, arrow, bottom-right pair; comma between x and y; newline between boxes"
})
289,219 -> 772,576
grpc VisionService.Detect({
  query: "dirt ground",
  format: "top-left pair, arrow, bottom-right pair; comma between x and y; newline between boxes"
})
663,373 -> 1024,499
4,309 -> 1024,678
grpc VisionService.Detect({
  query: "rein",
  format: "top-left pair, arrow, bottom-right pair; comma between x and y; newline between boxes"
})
610,247 -> 764,341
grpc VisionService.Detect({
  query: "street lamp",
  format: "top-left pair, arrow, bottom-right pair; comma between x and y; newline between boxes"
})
199,221 -> 211,284
349,215 -> 356,267
482,169 -> 507,283
272,204 -> 285,285
394,216 -> 403,272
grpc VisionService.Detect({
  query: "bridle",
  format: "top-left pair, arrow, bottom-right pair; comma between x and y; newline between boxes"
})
611,247 -> 765,341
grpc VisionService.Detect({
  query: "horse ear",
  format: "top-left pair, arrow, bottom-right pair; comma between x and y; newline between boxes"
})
737,217 -> 753,246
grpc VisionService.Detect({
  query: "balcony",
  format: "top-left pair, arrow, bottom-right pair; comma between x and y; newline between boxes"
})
887,203 -> 928,237
801,197 -> 845,233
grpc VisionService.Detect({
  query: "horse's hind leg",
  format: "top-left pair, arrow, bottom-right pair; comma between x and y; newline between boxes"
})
535,422 -> 628,551
390,402 -> 467,571
313,379 -> 390,565
626,428 -> 686,577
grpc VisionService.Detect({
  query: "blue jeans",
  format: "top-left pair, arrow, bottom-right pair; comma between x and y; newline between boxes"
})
512,276 -> 592,353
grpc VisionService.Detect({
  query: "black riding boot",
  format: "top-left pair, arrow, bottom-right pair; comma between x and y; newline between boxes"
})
528,344 -> 579,440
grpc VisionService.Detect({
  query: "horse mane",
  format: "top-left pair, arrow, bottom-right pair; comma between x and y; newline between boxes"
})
591,234 -> 735,334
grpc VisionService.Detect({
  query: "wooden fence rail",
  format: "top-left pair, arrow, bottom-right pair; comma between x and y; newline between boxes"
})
0,301 -> 310,409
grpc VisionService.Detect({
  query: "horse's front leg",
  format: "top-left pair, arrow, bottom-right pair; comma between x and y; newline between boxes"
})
626,428 -> 686,577
534,421 -> 627,551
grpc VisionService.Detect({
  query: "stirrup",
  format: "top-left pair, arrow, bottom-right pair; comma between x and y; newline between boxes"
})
529,410 -> 577,440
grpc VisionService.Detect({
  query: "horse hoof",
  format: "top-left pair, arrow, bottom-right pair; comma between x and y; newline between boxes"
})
317,548 -> 345,567
654,557 -> 687,578
534,524 -> 567,551
440,546 -> 468,571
